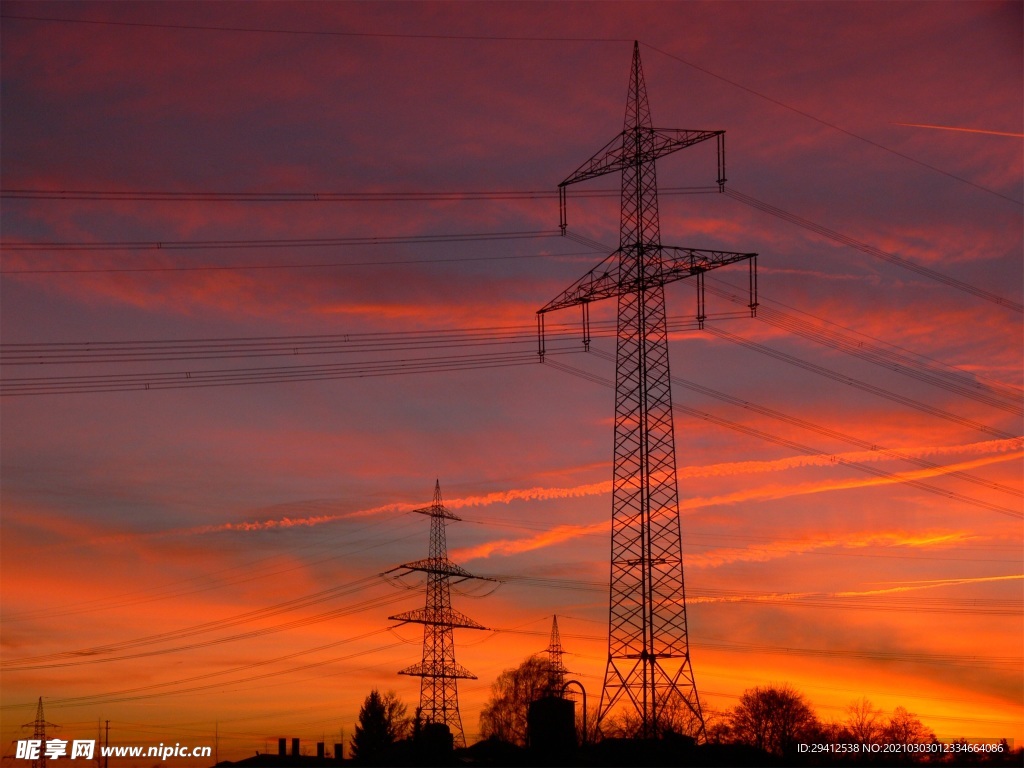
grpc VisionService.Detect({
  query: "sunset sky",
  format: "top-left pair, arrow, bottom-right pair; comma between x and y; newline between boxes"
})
1,1 -> 1021,761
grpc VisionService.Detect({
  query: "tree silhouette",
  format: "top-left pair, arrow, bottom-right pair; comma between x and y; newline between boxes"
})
727,684 -> 819,757
600,688 -> 703,740
479,656 -> 557,746
351,689 -> 411,765
885,706 -> 935,746
846,697 -> 885,746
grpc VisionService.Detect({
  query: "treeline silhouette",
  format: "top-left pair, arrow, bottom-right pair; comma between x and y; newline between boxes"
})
339,659 -> 1019,767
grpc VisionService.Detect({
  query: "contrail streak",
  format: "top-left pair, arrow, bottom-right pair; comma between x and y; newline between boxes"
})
894,122 -> 1024,138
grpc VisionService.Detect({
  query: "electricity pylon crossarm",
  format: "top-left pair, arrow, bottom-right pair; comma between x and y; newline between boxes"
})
537,41 -> 757,741
538,248 -> 756,316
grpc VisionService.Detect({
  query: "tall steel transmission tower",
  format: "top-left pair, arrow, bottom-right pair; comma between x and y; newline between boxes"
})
387,481 -> 489,748
537,41 -> 757,740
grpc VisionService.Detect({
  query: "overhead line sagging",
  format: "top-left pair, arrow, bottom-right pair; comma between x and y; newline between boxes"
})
2,229 -> 560,252
702,326 -> 1018,441
7,185 -> 1018,320
1,574 -> 388,668
724,188 -> 1023,313
584,347 -> 1021,500
705,277 -> 1024,412
0,12 -> 631,44
0,185 -> 717,202
642,43 -> 1022,207
544,358 -> 1022,520
0,349 -> 579,396
5,297 -> 1016,403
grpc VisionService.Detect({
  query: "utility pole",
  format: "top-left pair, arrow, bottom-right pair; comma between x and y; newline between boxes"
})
386,481 -> 491,748
537,41 -> 757,740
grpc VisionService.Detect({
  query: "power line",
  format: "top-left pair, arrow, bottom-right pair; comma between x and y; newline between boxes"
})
6,301 -> 1015,411
6,576 -> 1017,712
1,229 -> 559,252
5,311 -> 1019,503
0,347 -> 587,396
706,276 -> 1024,412
0,251 -> 576,275
545,358 -> 1023,519
9,639 -> 409,711
4,13 -> 1013,207
6,188 -> 1018,322
1,512 -> 423,623
1,590 -> 411,671
0,185 -> 716,203
643,44 -> 1022,207
587,346 -> 1021,499
0,13 -> 630,44
701,326 -> 1018,441
724,188 -> 1023,312
1,575 -> 388,668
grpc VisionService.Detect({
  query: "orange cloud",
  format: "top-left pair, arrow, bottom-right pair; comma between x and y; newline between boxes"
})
687,529 -> 982,570
450,522 -> 607,562
894,122 -> 1024,138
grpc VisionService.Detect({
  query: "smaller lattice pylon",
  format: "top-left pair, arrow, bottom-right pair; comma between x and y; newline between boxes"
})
22,698 -> 59,768
386,481 -> 491,749
545,615 -> 569,697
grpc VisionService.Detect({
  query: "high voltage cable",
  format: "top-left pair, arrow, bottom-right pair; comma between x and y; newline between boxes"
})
4,11 -> 1015,206
0,348 -> 580,396
0,185 -> 716,202
586,346 -> 1021,499
3,315 -> 1020,502
563,232 -> 1022,405
724,188 -> 1024,312
1,590 -> 413,671
5,189 -> 1017,322
1,514 -> 424,623
0,251 -> 582,275
0,575 -> 388,667
6,297 -> 1016,410
7,640 -> 410,711
701,326 -> 1017,441
706,277 -> 1024,412
34,629 -> 397,709
12,623 -> 1014,713
1,229 -> 559,252
544,358 -> 1023,519
8,553 -> 1018,673
0,323 -> 609,365
0,13 -> 629,43
643,44 -> 1022,207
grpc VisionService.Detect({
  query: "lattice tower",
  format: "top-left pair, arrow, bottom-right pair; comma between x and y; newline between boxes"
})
22,698 -> 58,768
537,41 -> 757,740
387,481 -> 489,748
545,615 -> 569,696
